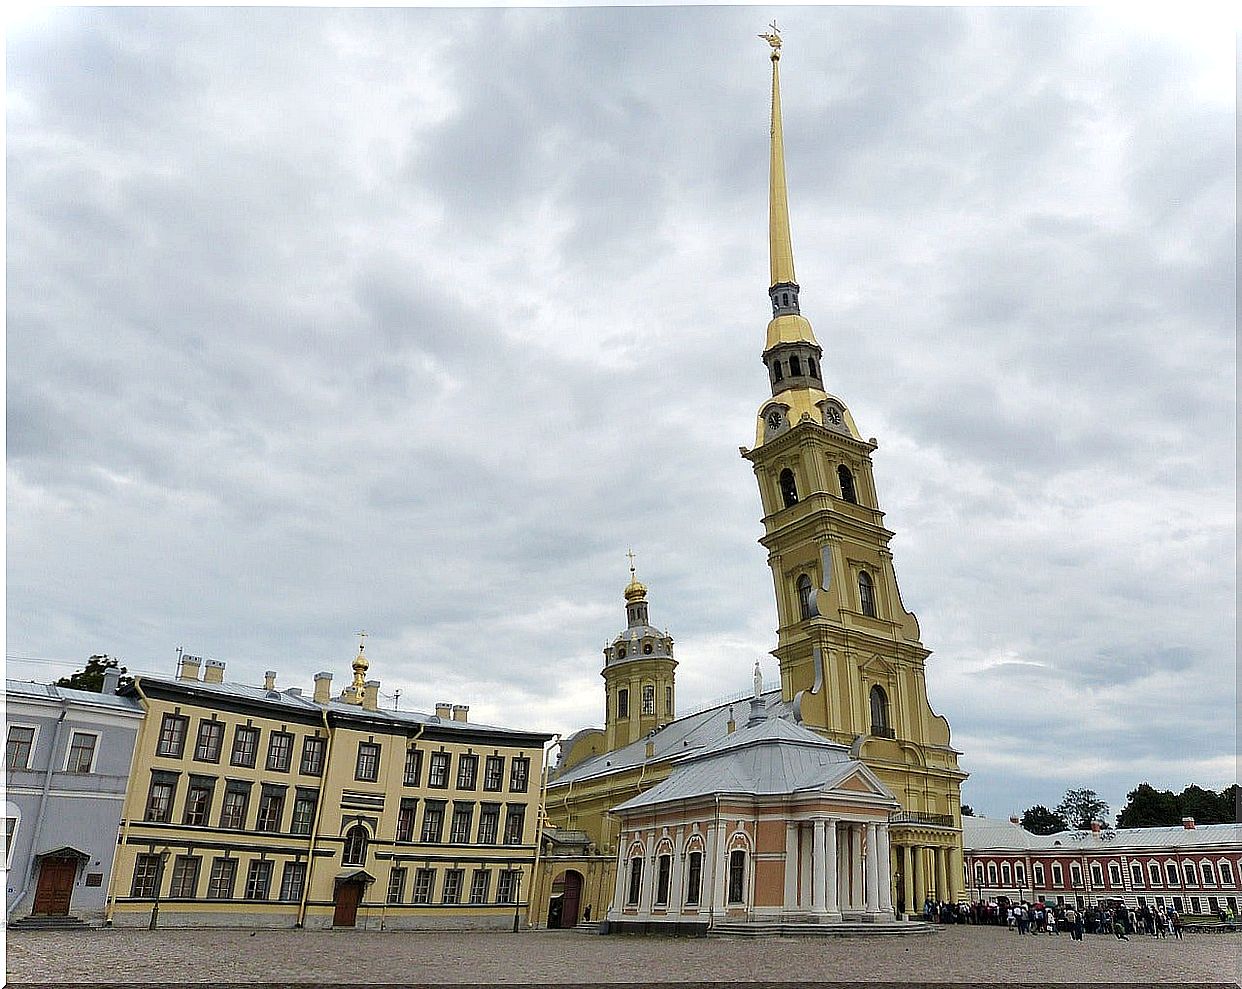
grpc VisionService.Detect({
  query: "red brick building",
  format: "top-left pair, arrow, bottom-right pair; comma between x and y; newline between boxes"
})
962,816 -> 1241,916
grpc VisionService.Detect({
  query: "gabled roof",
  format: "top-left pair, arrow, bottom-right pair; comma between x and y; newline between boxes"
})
611,714 -> 897,813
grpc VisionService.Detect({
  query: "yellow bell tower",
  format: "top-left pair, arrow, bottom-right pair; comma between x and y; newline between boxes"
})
601,556 -> 677,752
742,26 -> 966,907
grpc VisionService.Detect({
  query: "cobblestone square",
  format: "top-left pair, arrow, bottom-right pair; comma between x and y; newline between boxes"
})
5,925 -> 1239,985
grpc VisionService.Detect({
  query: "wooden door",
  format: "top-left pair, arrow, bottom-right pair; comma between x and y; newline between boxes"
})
32,858 -> 77,916
561,871 -> 582,928
333,881 -> 361,927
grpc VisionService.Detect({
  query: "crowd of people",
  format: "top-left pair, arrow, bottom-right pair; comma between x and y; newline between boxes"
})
916,897 -> 1223,940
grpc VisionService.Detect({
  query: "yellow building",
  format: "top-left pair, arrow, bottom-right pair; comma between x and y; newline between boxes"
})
541,27 -> 966,928
106,644 -> 551,929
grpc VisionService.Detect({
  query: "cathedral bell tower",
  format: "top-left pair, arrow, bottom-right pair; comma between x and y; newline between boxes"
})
741,28 -> 961,789
601,559 -> 676,752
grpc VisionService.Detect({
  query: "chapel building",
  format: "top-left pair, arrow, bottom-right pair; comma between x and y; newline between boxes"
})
539,27 -> 967,931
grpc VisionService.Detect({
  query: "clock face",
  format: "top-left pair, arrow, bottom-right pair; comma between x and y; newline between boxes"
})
766,409 -> 784,431
825,406 -> 843,426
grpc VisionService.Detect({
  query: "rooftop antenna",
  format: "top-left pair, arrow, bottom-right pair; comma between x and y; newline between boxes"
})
393,688 -> 401,711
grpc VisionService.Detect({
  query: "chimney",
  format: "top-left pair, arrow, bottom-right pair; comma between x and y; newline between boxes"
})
178,655 -> 201,681
362,680 -> 380,712
202,659 -> 225,684
313,672 -> 333,705
101,668 -> 121,695
1182,817 -> 1196,830
263,671 -> 277,691
452,704 -> 469,723
1010,815 -> 1021,825
1091,820 -> 1103,834
284,687 -> 303,697
726,705 -> 736,734
645,739 -> 655,759
435,702 -> 452,719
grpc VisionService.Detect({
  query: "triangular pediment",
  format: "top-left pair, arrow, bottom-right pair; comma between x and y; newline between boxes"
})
858,654 -> 896,676
837,771 -> 880,793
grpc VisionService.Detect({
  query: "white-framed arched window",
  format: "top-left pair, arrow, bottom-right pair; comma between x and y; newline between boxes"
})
858,571 -> 877,617
342,823 -> 370,866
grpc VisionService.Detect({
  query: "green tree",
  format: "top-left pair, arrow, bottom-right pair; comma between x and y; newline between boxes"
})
1021,804 -> 1067,835
55,654 -> 130,693
1117,783 -> 1180,828
1219,784 -> 1240,823
960,804 -> 975,817
1056,788 -> 1110,830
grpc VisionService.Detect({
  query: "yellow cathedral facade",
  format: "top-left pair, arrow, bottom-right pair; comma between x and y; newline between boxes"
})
536,28 -> 966,931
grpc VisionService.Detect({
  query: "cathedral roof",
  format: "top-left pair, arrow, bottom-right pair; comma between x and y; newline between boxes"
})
610,714 -> 897,812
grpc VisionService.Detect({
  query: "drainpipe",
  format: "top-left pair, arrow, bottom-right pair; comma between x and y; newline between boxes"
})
8,700 -> 69,921
296,706 -> 338,929
526,734 -> 560,930
104,677 -> 153,926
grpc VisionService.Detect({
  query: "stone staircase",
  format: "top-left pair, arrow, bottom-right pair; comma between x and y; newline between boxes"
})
711,918 -> 935,937
9,914 -> 90,931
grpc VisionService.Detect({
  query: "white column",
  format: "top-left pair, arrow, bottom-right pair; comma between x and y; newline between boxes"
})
810,818 -> 826,914
784,821 -> 799,912
877,825 -> 893,914
824,819 -> 840,919
800,824 -> 812,907
852,825 -> 866,911
865,822 -> 880,914
611,843 -> 630,917
711,825 -> 730,915
669,829 -> 685,919
838,824 -> 851,910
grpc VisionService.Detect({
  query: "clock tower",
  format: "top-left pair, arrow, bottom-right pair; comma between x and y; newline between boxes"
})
742,29 -> 966,902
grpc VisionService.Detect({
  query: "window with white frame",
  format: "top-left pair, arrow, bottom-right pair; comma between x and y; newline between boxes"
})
1201,862 -> 1216,885
1001,863 -> 1011,885
1051,863 -> 1063,886
1131,862 -> 1144,885
1015,863 -> 1026,884
1033,863 -> 1044,886
987,862 -> 997,885
1108,863 -> 1122,885
975,863 -> 985,883
5,813 -> 19,868
64,731 -> 98,773
1149,862 -> 1162,885
1220,861 -> 1235,885
6,725 -> 37,770
1166,862 -> 1179,885
413,868 -> 435,904
1071,863 -> 1082,887
1091,863 -> 1104,886
1184,862 -> 1198,885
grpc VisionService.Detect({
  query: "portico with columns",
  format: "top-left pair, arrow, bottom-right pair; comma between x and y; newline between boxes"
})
607,694 -> 914,933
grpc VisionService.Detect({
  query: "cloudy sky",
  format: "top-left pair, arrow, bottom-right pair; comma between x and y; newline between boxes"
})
6,6 -> 1235,820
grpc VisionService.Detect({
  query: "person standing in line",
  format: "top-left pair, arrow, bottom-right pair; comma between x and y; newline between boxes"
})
1171,909 -> 1184,940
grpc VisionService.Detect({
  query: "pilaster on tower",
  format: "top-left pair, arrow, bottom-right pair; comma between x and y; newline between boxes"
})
601,557 -> 676,752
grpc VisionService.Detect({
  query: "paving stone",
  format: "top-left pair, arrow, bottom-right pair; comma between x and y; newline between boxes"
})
5,924 -> 1239,985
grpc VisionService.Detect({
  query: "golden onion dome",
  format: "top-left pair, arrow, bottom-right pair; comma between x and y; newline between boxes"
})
624,573 -> 647,602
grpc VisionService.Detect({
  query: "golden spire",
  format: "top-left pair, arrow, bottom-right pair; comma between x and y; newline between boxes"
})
762,21 -> 796,287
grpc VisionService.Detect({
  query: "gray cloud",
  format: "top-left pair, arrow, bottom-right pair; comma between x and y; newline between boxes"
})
6,6 -> 1234,821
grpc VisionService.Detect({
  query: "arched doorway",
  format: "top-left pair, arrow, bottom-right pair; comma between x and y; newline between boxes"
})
546,870 -> 584,929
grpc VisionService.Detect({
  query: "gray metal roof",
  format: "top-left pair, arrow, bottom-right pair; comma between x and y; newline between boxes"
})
963,815 -> 1242,852
550,688 -> 792,787
611,714 -> 899,813
5,679 -> 143,713
131,674 -> 550,739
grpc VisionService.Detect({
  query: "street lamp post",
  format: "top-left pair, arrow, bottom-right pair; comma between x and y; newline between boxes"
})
512,868 -> 522,933
148,849 -> 170,930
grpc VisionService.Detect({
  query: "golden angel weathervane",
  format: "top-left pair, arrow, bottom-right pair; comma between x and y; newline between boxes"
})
759,21 -> 782,51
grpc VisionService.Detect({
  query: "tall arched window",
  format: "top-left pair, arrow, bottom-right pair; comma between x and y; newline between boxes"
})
790,355 -> 802,376
807,357 -> 818,378
869,685 -> 890,736
858,571 -> 876,617
342,824 -> 369,866
773,360 -> 784,382
617,688 -> 629,719
779,469 -> 798,508
641,685 -> 655,716
796,574 -> 815,620
838,465 -> 858,503
727,849 -> 747,904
